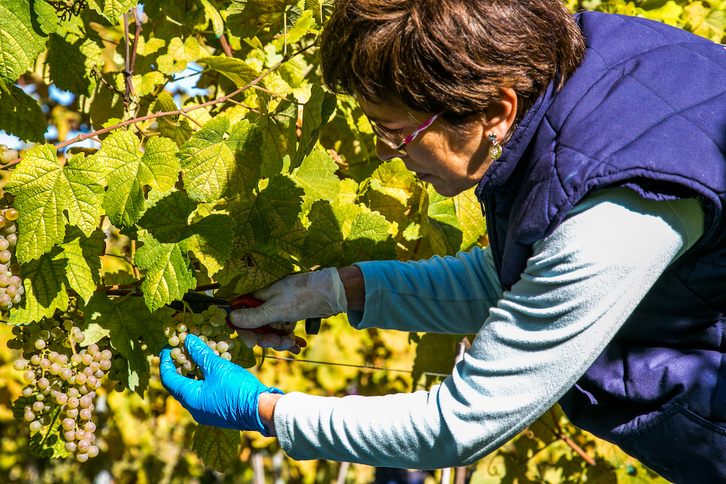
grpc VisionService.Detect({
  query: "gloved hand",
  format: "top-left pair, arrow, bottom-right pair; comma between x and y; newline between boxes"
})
229,267 -> 348,351
159,334 -> 283,436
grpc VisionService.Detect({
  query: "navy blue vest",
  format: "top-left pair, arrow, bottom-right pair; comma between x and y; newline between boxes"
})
475,12 -> 726,483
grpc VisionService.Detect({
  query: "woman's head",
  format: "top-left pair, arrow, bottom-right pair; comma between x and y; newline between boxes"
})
320,0 -> 585,127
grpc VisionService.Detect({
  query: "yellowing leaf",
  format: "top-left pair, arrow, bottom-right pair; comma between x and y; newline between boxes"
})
200,0 -> 225,38
132,71 -> 165,97
157,37 -> 201,75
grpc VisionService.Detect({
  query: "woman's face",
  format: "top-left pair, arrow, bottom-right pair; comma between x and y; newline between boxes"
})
359,97 -> 495,197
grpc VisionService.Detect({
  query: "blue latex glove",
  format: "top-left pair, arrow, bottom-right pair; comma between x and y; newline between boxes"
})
159,334 -> 283,436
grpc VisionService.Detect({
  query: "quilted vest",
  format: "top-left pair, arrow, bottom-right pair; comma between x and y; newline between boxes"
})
474,12 -> 726,483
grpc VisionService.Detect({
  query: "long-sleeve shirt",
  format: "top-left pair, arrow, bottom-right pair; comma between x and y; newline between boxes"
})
273,188 -> 705,468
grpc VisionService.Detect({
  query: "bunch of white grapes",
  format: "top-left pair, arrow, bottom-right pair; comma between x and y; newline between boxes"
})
0,206 -> 23,311
9,317 -> 112,462
165,305 -> 237,378
0,144 -> 19,164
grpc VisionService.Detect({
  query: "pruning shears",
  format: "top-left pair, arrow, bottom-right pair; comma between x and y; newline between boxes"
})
171,293 -> 320,349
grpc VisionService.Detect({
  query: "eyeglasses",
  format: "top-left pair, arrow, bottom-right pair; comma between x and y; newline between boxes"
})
367,111 -> 443,156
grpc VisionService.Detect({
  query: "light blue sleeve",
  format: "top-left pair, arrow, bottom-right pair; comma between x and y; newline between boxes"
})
274,189 -> 704,468
346,245 -> 503,334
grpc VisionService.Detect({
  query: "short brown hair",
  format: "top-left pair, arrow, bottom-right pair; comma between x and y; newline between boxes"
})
320,0 -> 585,125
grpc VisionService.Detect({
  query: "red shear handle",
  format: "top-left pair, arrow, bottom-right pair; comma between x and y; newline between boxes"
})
226,295 -> 307,348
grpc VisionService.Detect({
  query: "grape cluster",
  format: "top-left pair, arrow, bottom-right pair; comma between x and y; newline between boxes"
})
0,207 -> 23,311
9,318 -> 111,462
0,145 -> 19,164
165,306 -> 237,378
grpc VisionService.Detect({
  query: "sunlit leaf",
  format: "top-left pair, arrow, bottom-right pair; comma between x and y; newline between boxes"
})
177,117 -> 262,203
0,0 -> 54,86
157,36 -> 201,75
196,56 -> 261,88
290,149 -> 341,215
135,234 -> 197,312
88,0 -> 139,24
290,84 -> 337,170
88,132 -> 180,227
227,0 -> 298,39
5,147 -> 105,262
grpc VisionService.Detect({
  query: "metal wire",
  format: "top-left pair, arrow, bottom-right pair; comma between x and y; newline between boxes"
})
256,354 -> 452,378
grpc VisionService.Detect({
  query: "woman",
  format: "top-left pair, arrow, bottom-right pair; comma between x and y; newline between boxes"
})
159,1 -> 726,481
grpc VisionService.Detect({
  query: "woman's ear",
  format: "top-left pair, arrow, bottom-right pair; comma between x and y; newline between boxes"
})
484,88 -> 518,141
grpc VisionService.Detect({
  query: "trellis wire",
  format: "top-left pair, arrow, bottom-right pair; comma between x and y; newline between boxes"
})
255,354 -> 451,378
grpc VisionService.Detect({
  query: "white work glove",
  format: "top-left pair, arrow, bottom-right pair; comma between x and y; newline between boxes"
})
228,268 -> 348,353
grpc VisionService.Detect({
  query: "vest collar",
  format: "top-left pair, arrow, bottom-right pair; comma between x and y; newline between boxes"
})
475,81 -> 558,201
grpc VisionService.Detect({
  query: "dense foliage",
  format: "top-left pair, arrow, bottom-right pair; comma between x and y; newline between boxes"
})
0,0 -> 722,482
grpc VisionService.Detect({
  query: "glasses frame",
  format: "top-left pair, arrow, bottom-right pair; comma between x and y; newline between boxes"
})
368,111 -> 444,155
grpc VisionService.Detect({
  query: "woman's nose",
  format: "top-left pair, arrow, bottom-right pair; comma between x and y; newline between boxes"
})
375,138 -> 401,161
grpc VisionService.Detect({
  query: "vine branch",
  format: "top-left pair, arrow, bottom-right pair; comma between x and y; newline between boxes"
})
546,408 -> 598,467
50,40 -> 318,153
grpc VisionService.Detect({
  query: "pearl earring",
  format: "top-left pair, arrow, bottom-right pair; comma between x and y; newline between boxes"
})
488,134 -> 502,160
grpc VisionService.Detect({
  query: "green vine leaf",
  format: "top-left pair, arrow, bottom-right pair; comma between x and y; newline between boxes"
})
88,0 -> 139,25
224,245 -> 294,295
0,84 -> 46,143
256,98 -> 298,178
290,84 -> 337,170
200,0 -> 225,38
47,34 -> 103,97
421,187 -> 461,257
226,0 -> 298,39
135,234 -> 197,312
5,147 -> 105,263
13,396 -> 70,458
412,333 -> 459,388
302,200 -> 397,268
177,117 -> 262,203
9,249 -> 68,326
290,148 -> 341,216
224,175 -> 305,258
137,190 -> 234,276
83,293 -> 174,393
191,425 -> 241,472
196,56 -> 261,88
59,228 -> 105,305
453,188 -> 488,250
0,0 -> 54,86
88,132 -> 180,227
152,92 -> 193,146
157,36 -> 202,75
365,159 -> 422,237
